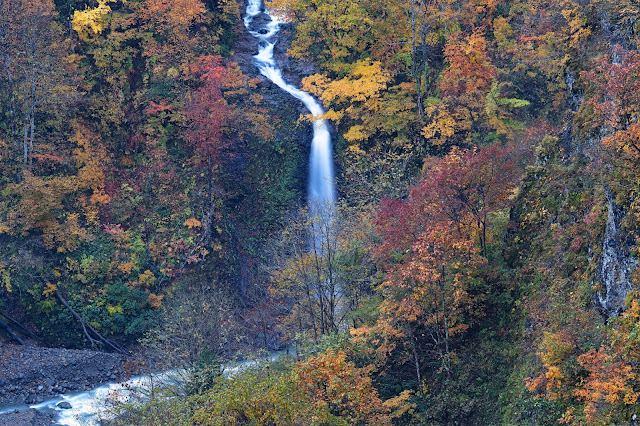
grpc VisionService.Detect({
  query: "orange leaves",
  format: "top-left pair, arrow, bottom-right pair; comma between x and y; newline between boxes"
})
526,330 -> 579,400
574,349 -> 638,423
529,297 -> 640,422
439,30 -> 495,105
3,172 -> 94,251
148,292 -> 164,308
183,218 -> 202,229
90,189 -> 111,205
296,350 -> 393,425
145,101 -> 173,115
371,144 -> 519,377
141,0 -> 206,31
582,47 -> 640,166
43,282 -> 58,297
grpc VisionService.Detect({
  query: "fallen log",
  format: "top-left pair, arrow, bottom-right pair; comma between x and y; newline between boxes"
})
0,319 -> 25,345
0,311 -> 47,345
54,290 -> 128,355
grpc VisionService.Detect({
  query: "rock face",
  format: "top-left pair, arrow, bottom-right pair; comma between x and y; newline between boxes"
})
596,191 -> 637,317
0,344 -> 124,406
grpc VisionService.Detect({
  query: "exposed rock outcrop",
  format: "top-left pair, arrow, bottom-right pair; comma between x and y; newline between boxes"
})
595,190 -> 637,317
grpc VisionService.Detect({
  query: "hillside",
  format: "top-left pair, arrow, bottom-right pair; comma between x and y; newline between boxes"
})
1,0 -> 640,424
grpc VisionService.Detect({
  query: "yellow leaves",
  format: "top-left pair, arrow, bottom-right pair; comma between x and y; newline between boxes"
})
421,99 -> 474,146
541,331 -> 575,366
383,390 -> 415,419
304,61 -> 389,105
422,105 -> 456,145
138,269 -> 156,287
300,73 -> 328,97
561,8 -> 592,48
0,263 -> 12,292
107,304 -> 124,315
344,125 -> 368,142
302,61 -> 390,141
72,122 -> 106,190
0,224 -> 9,234
346,143 -> 366,156
72,0 -> 116,41
183,218 -> 202,228
43,282 -> 57,297
545,365 -> 562,385
623,392 -> 637,405
493,16 -> 514,50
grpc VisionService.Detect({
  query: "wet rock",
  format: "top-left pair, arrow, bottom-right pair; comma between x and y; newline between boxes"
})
56,401 -> 71,409
595,191 -> 637,317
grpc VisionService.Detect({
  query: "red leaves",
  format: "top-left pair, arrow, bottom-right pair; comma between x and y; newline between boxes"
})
145,101 -> 173,115
439,30 -> 496,109
376,144 -> 518,263
184,56 -> 231,165
184,56 -> 262,168
370,144 -> 519,372
582,46 -> 640,161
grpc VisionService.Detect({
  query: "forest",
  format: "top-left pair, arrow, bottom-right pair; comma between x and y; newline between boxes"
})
1,0 -> 640,424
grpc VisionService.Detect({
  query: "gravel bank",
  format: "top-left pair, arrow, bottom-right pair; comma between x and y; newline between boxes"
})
0,344 -> 124,406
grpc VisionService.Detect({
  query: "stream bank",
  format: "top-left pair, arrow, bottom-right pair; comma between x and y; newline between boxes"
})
0,344 -> 124,408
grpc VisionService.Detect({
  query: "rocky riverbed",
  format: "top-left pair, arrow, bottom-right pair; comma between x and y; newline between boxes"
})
0,344 -> 125,424
0,408 -> 57,425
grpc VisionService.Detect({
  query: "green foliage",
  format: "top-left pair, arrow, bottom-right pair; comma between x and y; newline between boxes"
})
112,365 -> 346,425
3,0 -> 640,423
185,349 -> 223,395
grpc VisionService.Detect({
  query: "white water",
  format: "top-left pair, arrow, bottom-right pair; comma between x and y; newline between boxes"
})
30,371 -> 182,425
0,5 -> 336,425
0,357 -> 274,425
0,370 -> 182,425
244,0 -> 336,217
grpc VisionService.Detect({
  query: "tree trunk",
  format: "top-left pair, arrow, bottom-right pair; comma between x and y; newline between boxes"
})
55,290 -> 128,354
0,319 -> 25,344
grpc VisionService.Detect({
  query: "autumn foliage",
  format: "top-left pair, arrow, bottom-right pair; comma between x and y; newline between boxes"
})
3,0 -> 640,423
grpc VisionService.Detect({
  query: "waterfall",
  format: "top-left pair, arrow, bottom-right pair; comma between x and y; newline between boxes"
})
244,0 -> 336,228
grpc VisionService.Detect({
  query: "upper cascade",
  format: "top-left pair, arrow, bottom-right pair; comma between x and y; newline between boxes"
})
243,0 -> 336,220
